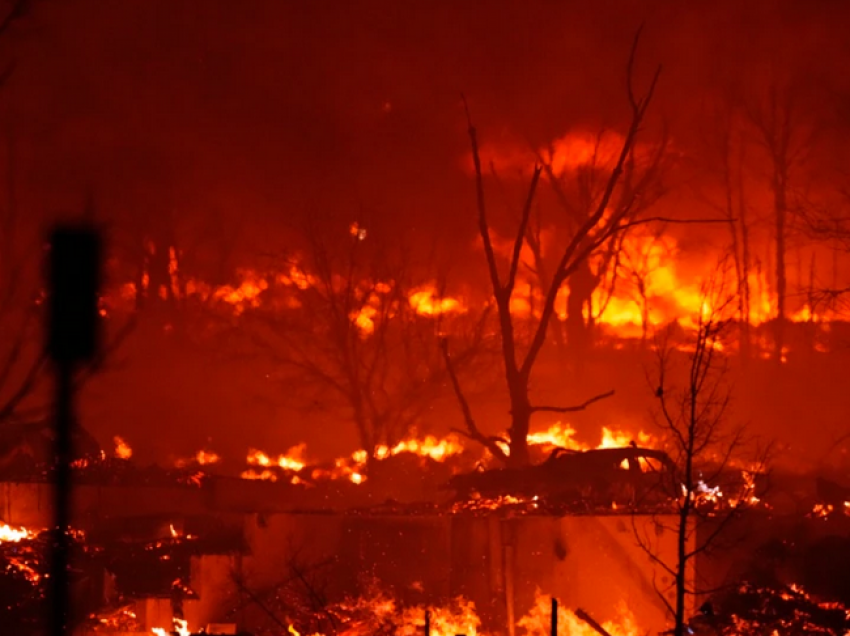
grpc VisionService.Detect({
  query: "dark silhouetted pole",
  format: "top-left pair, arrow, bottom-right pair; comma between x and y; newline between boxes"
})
46,225 -> 101,636
424,610 -> 430,636
551,597 -> 558,636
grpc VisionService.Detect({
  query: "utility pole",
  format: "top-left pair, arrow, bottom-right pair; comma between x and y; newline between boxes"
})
46,225 -> 101,636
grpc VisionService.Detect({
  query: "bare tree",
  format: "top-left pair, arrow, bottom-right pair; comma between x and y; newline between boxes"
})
743,79 -> 818,362
444,30 -> 661,467
536,122 -> 669,364
633,265 -> 770,636
0,2 -> 61,463
618,226 -> 672,347
241,219 -> 489,462
694,102 -> 755,362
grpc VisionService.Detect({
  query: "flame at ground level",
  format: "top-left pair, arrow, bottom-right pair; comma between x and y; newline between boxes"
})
202,586 -> 640,636
519,589 -> 640,636
234,423 -> 656,485
0,522 -> 35,543
113,436 -> 133,460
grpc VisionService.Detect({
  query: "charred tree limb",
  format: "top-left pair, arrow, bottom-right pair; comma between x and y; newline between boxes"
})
506,166 -> 543,296
529,389 -> 615,414
616,216 -> 731,230
463,95 -> 505,298
518,49 -> 661,380
229,574 -> 290,632
440,337 -> 508,462
575,608 -> 614,636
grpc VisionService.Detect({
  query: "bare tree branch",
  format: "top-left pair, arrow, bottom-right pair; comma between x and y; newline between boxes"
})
530,389 -> 615,414
440,337 -> 508,462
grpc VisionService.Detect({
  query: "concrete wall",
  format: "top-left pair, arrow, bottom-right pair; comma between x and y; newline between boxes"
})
0,478 -> 383,529
0,481 -> 693,633
0,481 -> 208,528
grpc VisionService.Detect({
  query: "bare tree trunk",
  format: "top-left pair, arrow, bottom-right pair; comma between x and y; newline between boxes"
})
638,281 -> 649,348
457,29 -> 658,465
507,391 -> 531,468
526,218 -> 569,368
352,399 -> 375,462
723,141 -> 746,363
566,260 -> 594,365
773,169 -> 788,362
738,155 -> 752,362
806,253 -> 816,353
675,504 -> 689,636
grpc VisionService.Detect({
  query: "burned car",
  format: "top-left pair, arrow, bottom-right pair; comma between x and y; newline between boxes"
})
445,445 -> 677,508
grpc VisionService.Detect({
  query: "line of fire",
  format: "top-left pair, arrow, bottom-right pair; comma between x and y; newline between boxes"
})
2,2 -> 850,635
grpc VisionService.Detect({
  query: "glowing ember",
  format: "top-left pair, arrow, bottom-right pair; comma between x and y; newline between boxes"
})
452,494 -> 541,513
175,449 -> 220,468
350,221 -> 368,241
240,469 -> 279,482
810,502 -> 850,519
113,436 -> 133,460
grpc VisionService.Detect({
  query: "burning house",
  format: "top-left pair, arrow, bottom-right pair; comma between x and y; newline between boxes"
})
1,1 -> 850,635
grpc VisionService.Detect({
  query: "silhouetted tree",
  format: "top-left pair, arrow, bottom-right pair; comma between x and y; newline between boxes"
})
618,226 -> 672,347
242,218 -> 490,461
445,29 -> 661,467
633,265 -> 770,636
537,124 -> 669,363
743,79 -> 818,362
693,101 -> 755,362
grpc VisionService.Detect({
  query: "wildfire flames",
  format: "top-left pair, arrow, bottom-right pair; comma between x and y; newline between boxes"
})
277,582 -> 483,636
152,618 -> 190,636
0,523 -> 35,543
113,436 -> 133,460
518,589 -> 639,636
810,502 -> 850,519
526,424 -> 653,454
174,450 -> 221,468
233,424 -> 652,486
103,215 -> 845,365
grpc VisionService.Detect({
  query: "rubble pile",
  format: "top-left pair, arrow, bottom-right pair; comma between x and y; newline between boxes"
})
704,583 -> 850,635
0,454 -> 210,488
249,577 -> 482,636
0,527 -> 96,635
0,520 -> 241,635
70,456 -> 209,488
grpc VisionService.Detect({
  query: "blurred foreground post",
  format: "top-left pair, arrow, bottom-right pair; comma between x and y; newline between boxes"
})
46,225 -> 101,636
551,597 -> 558,636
